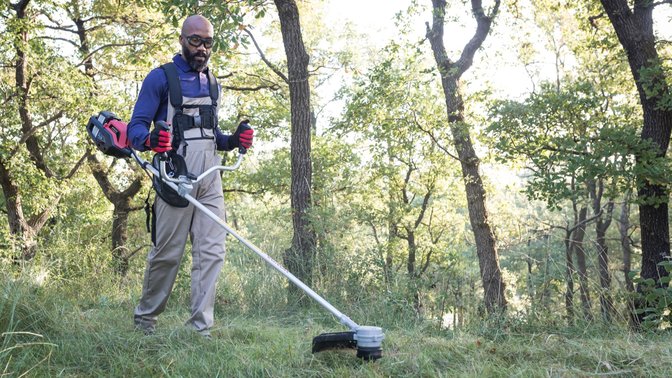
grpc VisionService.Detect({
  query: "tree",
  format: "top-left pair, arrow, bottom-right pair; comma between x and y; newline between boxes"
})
488,79 -> 645,320
338,45 -> 459,314
67,0 -> 159,275
596,0 -> 672,326
425,0 -> 507,313
272,0 -> 316,295
0,0 -> 90,260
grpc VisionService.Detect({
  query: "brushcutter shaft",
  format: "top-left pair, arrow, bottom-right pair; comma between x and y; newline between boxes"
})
191,199 -> 360,331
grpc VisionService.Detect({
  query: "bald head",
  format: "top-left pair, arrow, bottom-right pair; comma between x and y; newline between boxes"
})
179,15 -> 214,72
181,15 -> 213,37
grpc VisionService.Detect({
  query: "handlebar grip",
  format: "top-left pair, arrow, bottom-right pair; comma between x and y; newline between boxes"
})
155,121 -> 172,159
156,120 -> 171,132
239,121 -> 252,131
238,121 -> 251,155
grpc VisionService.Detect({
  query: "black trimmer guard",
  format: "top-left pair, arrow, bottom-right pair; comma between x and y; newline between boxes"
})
312,331 -> 357,352
312,327 -> 384,361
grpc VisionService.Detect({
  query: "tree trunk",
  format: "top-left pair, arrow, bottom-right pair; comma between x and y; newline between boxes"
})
0,158 -> 38,259
596,215 -> 615,322
564,228 -> 576,322
525,239 -> 535,303
619,196 -> 636,317
426,0 -> 506,314
385,143 -> 396,284
618,195 -> 635,293
594,192 -> 616,322
598,0 -> 672,327
588,178 -> 616,322
540,238 -> 552,309
385,196 -> 396,284
274,0 -> 316,296
111,208 -> 130,274
572,207 -> 593,321
87,155 -> 144,275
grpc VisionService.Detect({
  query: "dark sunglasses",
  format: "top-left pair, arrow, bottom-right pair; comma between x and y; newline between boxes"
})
183,34 -> 214,49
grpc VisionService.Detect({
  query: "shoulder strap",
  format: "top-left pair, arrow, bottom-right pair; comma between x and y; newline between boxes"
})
161,63 -> 182,108
206,69 -> 219,105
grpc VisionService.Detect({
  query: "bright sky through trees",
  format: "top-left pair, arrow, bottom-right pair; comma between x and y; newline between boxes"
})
322,0 -> 671,98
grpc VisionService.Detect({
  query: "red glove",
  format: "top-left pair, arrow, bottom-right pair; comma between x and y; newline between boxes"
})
229,121 -> 254,150
146,121 -> 172,153
240,126 -> 254,149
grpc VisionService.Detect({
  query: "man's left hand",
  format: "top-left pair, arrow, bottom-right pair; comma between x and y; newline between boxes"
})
229,121 -> 254,150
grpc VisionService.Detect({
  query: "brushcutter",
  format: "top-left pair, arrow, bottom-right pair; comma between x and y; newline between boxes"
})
86,111 -> 385,360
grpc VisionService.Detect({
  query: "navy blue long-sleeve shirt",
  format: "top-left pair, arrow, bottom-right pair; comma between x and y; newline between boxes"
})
127,54 -> 230,151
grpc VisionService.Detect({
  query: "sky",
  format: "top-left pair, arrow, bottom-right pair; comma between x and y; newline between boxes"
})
324,0 -> 412,43
320,0 -> 536,96
314,0 -> 535,127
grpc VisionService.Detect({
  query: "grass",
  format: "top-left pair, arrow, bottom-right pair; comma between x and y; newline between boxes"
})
3,277 -> 672,377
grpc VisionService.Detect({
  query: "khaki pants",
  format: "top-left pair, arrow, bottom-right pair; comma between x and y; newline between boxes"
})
134,132 -> 226,333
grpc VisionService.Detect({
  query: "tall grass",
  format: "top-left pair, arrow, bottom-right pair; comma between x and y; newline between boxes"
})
2,262 -> 672,377
0,276 -> 58,376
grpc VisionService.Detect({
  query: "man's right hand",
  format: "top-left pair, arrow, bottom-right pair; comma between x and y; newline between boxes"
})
146,121 -> 172,153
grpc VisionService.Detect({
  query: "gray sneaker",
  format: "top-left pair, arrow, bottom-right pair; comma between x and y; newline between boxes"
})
184,322 -> 212,339
200,332 -> 212,340
136,323 -> 156,335
133,316 -> 156,335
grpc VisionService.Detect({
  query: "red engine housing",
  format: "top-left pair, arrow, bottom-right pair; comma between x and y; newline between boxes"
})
86,111 -> 132,158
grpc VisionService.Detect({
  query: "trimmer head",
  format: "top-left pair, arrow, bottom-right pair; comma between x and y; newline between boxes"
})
312,326 -> 385,360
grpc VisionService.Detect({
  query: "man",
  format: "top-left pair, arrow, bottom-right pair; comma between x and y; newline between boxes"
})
127,15 -> 254,337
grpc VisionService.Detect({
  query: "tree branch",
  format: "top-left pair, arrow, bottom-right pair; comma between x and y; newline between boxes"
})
61,149 -> 90,180
414,185 -> 434,230
420,248 -> 434,275
76,42 -> 143,67
413,112 -> 461,161
10,111 -> 64,157
12,0 -> 30,13
242,27 -> 289,83
222,84 -> 280,91
43,24 -> 78,34
28,194 -> 61,230
652,0 -> 672,7
125,244 -> 151,260
455,0 -> 500,77
588,12 -> 605,29
35,36 -> 79,48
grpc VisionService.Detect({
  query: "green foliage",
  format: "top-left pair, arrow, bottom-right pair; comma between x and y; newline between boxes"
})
1,2 -> 667,374
632,260 -> 672,330
486,79 -> 666,209
639,59 -> 672,112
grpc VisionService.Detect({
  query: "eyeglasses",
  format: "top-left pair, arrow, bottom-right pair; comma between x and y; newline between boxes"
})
183,34 -> 214,49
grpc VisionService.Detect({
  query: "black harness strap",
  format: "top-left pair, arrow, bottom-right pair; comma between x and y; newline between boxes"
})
162,62 -> 218,107
160,62 -> 220,154
161,63 -> 187,154
161,63 -> 183,108
207,69 -> 219,106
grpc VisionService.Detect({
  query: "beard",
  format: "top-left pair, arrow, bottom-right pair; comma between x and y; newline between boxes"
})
182,45 -> 210,72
